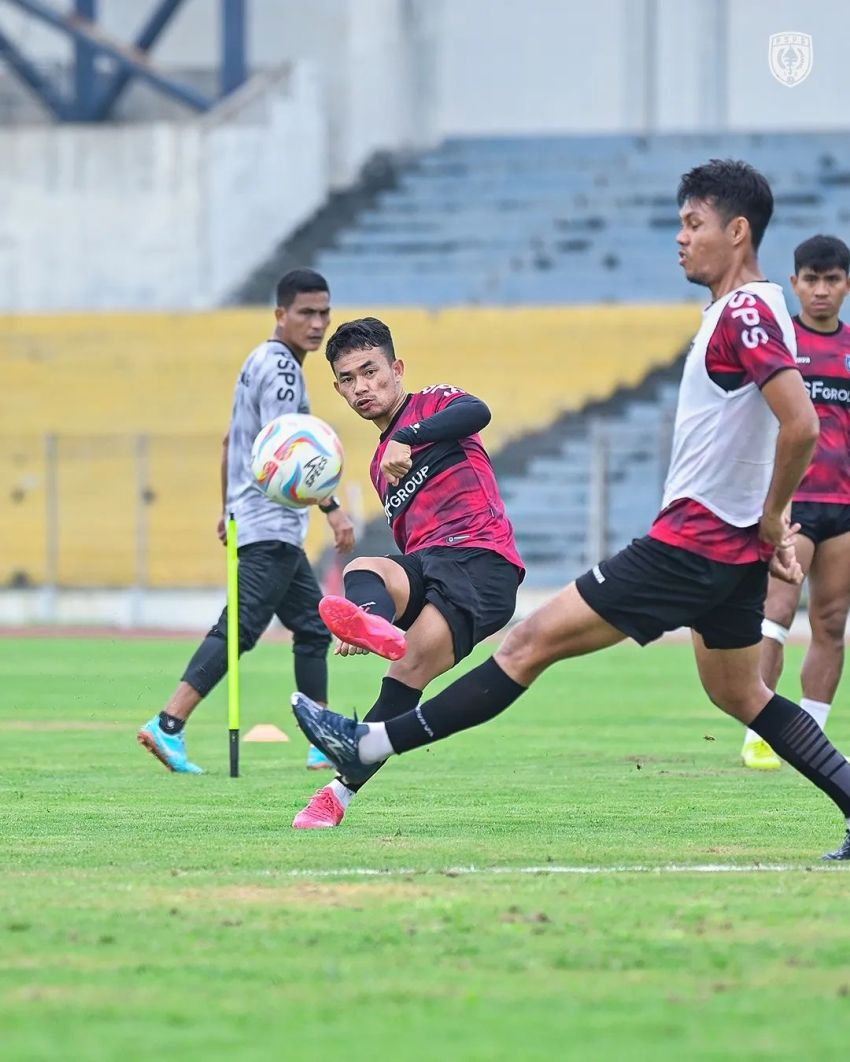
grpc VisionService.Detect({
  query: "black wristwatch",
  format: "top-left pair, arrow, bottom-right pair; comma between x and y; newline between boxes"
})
318,495 -> 341,514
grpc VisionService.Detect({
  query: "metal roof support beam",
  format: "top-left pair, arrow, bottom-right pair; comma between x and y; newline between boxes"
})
5,0 -> 213,114
73,0 -> 98,120
89,0 -> 188,120
220,0 -> 246,97
0,22 -> 69,118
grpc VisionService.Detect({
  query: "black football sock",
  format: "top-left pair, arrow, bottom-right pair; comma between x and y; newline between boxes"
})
343,569 -> 396,622
364,676 -> 422,724
749,694 -> 850,817
338,677 -> 422,793
294,654 -> 328,704
384,657 -> 526,755
159,711 -> 185,735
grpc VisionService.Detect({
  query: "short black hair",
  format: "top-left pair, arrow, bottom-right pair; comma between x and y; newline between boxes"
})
325,317 -> 396,366
275,268 -> 329,308
794,234 -> 850,275
677,159 -> 774,249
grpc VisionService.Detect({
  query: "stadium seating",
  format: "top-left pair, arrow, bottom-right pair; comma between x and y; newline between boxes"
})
315,132 -> 850,307
0,305 -> 693,587
501,381 -> 681,588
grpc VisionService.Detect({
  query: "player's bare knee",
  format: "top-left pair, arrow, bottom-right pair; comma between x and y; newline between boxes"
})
710,692 -> 751,721
391,629 -> 455,686
496,620 -> 548,681
391,656 -> 446,689
343,557 -> 376,577
765,603 -> 799,624
811,606 -> 849,647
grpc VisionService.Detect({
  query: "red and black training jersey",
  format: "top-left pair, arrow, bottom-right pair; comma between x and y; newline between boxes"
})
650,291 -> 798,564
370,385 -> 525,574
793,316 -> 850,504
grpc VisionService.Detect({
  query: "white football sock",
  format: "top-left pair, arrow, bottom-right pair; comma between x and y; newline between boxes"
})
357,722 -> 395,764
800,698 -> 831,731
328,779 -> 356,808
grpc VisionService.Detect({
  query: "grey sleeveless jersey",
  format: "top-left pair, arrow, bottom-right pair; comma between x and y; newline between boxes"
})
226,339 -> 311,548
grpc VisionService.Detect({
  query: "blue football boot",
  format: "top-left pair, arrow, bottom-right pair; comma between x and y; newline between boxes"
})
137,716 -> 204,774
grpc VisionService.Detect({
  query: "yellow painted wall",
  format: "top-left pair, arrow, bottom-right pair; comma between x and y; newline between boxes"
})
0,305 -> 698,586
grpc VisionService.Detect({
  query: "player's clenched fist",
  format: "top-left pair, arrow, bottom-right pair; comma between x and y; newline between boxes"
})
381,440 -> 412,485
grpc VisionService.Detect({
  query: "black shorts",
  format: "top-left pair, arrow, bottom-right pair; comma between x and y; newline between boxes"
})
791,501 -> 850,546
183,540 -> 330,699
388,546 -> 521,662
207,540 -> 330,653
575,536 -> 768,650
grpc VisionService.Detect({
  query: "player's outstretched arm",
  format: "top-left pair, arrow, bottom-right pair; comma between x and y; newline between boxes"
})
392,395 -> 491,447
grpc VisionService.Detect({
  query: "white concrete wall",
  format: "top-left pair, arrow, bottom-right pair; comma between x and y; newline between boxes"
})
0,586 -> 819,635
0,121 -> 200,309
433,0 -> 849,135
435,0 -> 629,135
0,63 -> 326,309
0,0 -> 436,186
724,0 -> 848,131
199,64 -> 327,305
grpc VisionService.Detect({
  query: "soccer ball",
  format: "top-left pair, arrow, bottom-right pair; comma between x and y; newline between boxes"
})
251,413 -> 344,509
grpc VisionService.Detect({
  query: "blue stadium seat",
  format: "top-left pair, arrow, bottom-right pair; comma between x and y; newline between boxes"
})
321,132 -> 850,305
498,374 -> 685,575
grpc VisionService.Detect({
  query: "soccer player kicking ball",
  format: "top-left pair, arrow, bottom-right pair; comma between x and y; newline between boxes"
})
291,317 -> 524,827
294,160 -> 850,862
741,235 -> 850,769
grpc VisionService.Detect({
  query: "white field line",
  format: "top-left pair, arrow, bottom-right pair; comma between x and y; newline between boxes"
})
275,863 -> 848,879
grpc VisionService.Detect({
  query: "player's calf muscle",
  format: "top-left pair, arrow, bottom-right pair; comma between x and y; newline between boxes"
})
703,677 -> 772,722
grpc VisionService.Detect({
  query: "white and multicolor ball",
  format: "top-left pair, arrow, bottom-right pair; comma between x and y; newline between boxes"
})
251,413 -> 344,509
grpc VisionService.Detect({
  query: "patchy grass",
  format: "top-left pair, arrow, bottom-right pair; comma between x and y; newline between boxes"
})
2,636 -> 849,1060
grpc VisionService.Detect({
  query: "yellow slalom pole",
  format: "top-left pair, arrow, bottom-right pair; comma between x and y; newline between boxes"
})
226,511 -> 240,777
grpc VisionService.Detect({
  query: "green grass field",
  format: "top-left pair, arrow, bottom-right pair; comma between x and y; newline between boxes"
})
2,635 -> 850,1061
